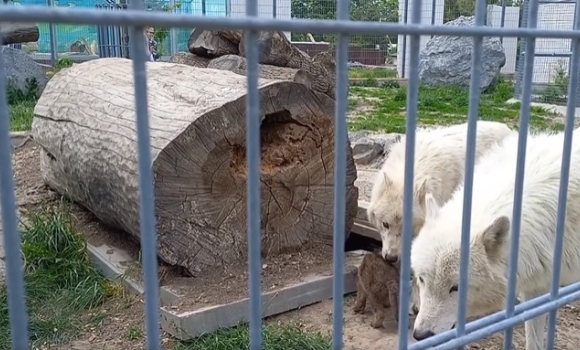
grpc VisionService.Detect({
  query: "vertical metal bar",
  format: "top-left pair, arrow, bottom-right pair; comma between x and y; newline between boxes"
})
272,0 -> 277,18
455,0 -> 486,344
545,2 -> 580,348
514,0 -> 530,99
226,0 -> 231,16
244,0 -> 261,346
127,0 -> 161,348
170,0 -> 178,55
503,0 -> 538,348
332,0 -> 349,348
398,0 -> 421,348
401,0 -> 409,79
202,0 -> 206,15
47,0 -> 58,65
0,16 -> 30,350
430,0 -> 436,39
500,0 -> 506,43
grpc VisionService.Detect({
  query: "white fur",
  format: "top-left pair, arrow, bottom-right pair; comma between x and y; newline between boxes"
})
411,130 -> 580,350
367,121 -> 514,260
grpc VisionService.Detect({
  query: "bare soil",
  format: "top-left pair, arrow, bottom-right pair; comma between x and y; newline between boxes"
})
13,139 -> 580,349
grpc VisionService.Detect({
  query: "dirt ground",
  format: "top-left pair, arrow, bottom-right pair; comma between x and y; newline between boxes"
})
11,139 -> 580,349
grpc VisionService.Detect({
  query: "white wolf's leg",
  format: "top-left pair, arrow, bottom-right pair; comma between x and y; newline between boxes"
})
522,291 -> 547,350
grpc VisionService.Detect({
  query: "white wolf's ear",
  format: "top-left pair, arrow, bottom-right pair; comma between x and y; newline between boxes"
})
424,192 -> 439,220
481,216 -> 510,260
415,180 -> 428,207
382,173 -> 392,187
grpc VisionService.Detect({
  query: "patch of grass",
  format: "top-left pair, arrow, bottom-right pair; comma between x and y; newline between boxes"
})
7,78 -> 38,132
128,325 -> 144,341
348,79 -> 564,133
349,67 -> 397,79
174,323 -> 331,350
0,206 -> 114,349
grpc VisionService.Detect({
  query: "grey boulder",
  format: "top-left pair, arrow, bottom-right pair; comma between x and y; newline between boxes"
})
2,46 -> 48,98
418,16 -> 506,92
349,131 -> 402,168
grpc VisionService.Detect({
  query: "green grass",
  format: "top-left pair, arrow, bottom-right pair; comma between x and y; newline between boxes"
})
349,67 -> 398,79
348,80 -> 564,133
174,323 -> 331,350
0,206 -> 114,349
7,77 -> 39,132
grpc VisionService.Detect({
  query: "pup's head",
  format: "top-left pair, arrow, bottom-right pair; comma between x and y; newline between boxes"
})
367,174 -> 428,263
410,193 -> 510,341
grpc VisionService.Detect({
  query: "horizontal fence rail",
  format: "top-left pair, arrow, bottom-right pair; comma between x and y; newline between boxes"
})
2,0 -> 580,348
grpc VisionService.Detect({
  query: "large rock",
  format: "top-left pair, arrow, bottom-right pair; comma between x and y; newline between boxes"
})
418,16 -> 506,91
349,131 -> 402,168
2,46 -> 48,98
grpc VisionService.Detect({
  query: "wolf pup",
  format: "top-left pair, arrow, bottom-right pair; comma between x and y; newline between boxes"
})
353,252 -> 406,328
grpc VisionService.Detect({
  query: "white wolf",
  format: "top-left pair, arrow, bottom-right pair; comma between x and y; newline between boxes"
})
411,130 -> 580,350
367,121 -> 513,262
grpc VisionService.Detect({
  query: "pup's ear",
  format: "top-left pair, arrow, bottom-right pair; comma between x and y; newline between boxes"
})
481,216 -> 510,261
424,192 -> 439,220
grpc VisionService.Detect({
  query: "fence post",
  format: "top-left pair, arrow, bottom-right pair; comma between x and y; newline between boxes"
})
170,0 -> 178,55
47,0 -> 58,65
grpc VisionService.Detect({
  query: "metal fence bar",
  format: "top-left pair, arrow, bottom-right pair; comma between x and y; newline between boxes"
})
331,0 -> 349,347
456,0 -> 486,343
503,0 -> 538,347
398,0 -> 421,346
243,0 -> 261,346
8,7 -> 580,39
126,0 -> 162,348
47,0 -> 58,64
545,1 -> 580,347
0,19 -> 30,350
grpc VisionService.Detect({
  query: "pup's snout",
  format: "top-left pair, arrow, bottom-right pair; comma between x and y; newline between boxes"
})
413,329 -> 435,341
384,254 -> 399,263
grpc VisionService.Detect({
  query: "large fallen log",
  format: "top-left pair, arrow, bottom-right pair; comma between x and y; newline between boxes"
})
294,51 -> 337,98
31,58 -> 359,275
168,52 -> 211,68
208,55 -> 299,81
188,29 -> 241,58
0,22 -> 40,45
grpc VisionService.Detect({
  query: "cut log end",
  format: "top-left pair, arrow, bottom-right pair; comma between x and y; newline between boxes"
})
154,82 -> 358,272
0,23 -> 39,45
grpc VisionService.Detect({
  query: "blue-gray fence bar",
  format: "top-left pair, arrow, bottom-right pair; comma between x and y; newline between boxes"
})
546,3 -> 580,348
243,0 -> 262,347
47,0 -> 58,65
331,0 -> 349,347
0,4 -> 30,349
126,0 -> 162,348
4,0 -> 580,348
398,0 -> 421,345
456,0 -> 486,344
504,0 -> 538,347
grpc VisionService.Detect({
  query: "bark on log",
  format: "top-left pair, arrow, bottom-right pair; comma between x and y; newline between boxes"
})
0,22 -> 40,45
168,52 -> 211,68
188,29 -> 242,58
31,58 -> 358,275
208,55 -> 298,81
293,51 -> 337,98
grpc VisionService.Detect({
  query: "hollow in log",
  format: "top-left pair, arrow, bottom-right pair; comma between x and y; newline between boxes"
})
0,22 -> 40,45
208,55 -> 298,81
188,29 -> 242,58
31,58 -> 359,275
168,52 -> 211,68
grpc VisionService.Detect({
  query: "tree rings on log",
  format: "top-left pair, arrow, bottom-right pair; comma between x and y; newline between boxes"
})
31,58 -> 359,275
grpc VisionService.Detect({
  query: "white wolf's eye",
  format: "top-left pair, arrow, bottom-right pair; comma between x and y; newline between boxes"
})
449,285 -> 458,294
418,276 -> 424,284
382,222 -> 390,229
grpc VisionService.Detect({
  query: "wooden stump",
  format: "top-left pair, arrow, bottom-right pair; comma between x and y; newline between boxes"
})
168,52 -> 211,68
208,55 -> 298,81
188,29 -> 241,58
0,22 -> 39,45
32,58 -> 359,275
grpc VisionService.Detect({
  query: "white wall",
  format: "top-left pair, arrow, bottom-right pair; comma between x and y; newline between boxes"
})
396,0 -> 444,79
487,5 -> 520,75
229,0 -> 291,40
534,2 -> 575,84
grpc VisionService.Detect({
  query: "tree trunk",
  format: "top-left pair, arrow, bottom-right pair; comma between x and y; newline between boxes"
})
31,58 -> 359,275
294,51 -> 337,99
208,55 -> 298,81
0,22 -> 39,45
188,29 -> 242,58
168,52 -> 211,68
